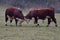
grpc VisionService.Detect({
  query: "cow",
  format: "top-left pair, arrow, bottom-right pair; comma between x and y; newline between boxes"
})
5,7 -> 24,26
25,8 -> 58,27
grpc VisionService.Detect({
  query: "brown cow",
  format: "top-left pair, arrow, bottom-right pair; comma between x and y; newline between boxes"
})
25,8 -> 58,27
5,7 -> 24,26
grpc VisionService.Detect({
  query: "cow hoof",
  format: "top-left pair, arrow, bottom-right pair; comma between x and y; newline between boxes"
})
37,24 -> 39,26
55,25 -> 58,27
36,24 -> 39,27
5,24 -> 7,26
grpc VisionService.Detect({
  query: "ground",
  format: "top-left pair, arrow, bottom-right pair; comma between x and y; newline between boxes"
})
0,6 -> 60,40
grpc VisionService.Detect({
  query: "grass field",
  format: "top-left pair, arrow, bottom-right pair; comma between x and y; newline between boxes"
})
0,6 -> 60,40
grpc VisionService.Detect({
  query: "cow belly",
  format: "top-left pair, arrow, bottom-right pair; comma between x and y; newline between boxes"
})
38,16 -> 46,20
7,13 -> 13,17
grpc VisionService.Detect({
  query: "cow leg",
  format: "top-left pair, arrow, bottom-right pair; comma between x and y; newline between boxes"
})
34,17 -> 39,27
5,15 -> 8,26
10,17 -> 13,26
15,18 -> 18,26
47,18 -> 51,27
51,17 -> 57,27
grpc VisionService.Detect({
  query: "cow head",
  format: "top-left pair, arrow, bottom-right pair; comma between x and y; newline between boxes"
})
24,11 -> 32,24
16,18 -> 24,24
24,16 -> 31,24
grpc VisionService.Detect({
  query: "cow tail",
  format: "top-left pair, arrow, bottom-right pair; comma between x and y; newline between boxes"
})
5,10 -> 8,22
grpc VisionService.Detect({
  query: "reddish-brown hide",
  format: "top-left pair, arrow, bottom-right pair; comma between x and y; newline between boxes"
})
25,8 -> 57,27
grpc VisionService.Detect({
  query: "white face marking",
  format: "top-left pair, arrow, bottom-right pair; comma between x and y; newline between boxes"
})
25,19 -> 30,24
16,18 -> 19,20
46,16 -> 50,19
16,18 -> 24,25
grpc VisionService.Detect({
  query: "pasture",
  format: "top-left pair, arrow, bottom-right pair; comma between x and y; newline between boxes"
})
0,6 -> 60,40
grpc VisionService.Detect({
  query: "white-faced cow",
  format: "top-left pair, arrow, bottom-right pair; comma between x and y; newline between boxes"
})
5,7 -> 24,26
25,8 -> 58,27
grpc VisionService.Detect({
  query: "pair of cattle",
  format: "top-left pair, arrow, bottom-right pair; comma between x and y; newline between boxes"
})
5,7 -> 58,27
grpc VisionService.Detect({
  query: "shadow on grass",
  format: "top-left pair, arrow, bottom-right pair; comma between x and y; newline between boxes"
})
1,24 -> 59,28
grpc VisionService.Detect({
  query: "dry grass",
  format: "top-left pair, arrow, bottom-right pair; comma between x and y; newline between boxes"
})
0,6 -> 60,40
